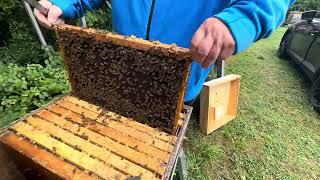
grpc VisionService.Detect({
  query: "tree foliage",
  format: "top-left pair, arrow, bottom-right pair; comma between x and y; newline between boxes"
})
291,0 -> 320,12
0,49 -> 69,125
85,5 -> 113,31
0,0 -> 20,21
0,1 -> 112,125
0,0 -> 47,64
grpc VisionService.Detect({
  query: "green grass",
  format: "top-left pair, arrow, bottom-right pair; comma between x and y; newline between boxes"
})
185,27 -> 320,179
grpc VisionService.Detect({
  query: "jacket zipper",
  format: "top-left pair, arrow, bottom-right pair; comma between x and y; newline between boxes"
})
146,0 -> 156,40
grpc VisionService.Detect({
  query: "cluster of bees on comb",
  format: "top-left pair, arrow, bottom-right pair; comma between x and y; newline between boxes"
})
56,27 -> 190,132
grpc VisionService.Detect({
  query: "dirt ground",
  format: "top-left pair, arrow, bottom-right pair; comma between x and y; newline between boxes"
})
0,144 -> 25,180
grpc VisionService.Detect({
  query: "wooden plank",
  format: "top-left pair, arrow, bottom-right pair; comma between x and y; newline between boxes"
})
209,81 -> 231,121
200,74 -> 241,135
46,104 -> 83,123
11,122 -> 126,180
55,100 -> 174,153
203,74 -> 240,87
26,116 -> 157,179
63,96 -> 177,144
173,62 -> 191,133
44,105 -> 171,162
0,132 -> 97,180
54,25 -> 191,60
57,100 -> 99,119
36,109 -> 167,175
88,122 -> 172,162
200,85 -> 210,134
93,118 -> 174,153
228,78 -> 241,116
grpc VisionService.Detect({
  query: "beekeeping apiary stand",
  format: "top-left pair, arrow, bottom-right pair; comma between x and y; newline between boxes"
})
0,25 -> 193,180
0,95 -> 192,180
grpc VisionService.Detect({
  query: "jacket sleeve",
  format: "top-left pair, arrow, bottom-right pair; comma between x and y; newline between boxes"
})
215,0 -> 296,53
49,0 -> 104,19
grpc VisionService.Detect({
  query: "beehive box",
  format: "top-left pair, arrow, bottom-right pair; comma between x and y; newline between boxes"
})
200,74 -> 241,134
56,25 -> 192,133
0,96 -> 192,179
0,25 -> 193,179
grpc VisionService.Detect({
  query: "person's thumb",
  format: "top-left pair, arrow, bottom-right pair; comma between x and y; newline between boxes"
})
47,5 -> 63,24
38,0 -> 52,8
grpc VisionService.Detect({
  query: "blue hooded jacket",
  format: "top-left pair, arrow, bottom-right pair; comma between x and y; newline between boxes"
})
50,0 -> 295,102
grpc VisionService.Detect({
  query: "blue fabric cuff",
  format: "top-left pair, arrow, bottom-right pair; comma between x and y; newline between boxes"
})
215,10 -> 256,53
50,0 -> 77,19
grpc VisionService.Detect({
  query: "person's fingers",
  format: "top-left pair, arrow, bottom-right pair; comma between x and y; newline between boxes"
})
34,9 -> 51,28
202,38 -> 222,68
191,17 -> 236,67
193,32 -> 215,63
54,18 -> 65,25
218,44 -> 234,60
48,5 -> 63,24
39,0 -> 53,8
218,37 -> 236,60
34,0 -> 54,28
190,23 -> 207,57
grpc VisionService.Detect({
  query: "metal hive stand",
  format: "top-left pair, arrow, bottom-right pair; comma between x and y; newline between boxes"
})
22,0 -> 87,46
170,61 -> 224,180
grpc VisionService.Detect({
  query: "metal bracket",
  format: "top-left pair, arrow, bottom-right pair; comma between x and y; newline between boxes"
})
22,0 -> 87,46
176,148 -> 187,180
216,60 -> 225,78
170,148 -> 187,180
22,0 -> 47,46
80,16 -> 87,28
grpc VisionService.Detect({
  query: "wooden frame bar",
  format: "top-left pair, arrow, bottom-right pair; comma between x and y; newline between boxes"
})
0,95 -> 192,180
54,25 -> 192,133
200,74 -> 241,134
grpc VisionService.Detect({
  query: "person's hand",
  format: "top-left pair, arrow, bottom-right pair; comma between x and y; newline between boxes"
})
190,18 -> 235,68
33,0 -> 65,29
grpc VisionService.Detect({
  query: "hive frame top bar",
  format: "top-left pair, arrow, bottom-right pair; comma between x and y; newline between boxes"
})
0,95 -> 192,179
54,25 -> 192,133
54,25 -> 192,61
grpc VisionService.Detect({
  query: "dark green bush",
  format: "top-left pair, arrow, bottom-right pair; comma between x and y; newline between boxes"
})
0,49 -> 69,120
0,0 -> 20,20
85,5 -> 113,31
290,0 -> 320,13
0,1 -> 112,126
0,0 -> 47,65
0,20 -> 47,65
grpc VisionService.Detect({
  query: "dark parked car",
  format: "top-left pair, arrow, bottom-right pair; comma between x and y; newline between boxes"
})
278,10 -> 320,111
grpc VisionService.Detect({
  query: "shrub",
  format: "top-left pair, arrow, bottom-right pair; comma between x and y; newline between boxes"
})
0,1 -> 112,126
0,0 -> 48,65
85,4 -> 113,31
0,21 -> 47,65
0,49 -> 69,118
291,0 -> 320,12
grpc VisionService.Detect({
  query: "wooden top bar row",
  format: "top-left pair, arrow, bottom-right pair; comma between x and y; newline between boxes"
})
54,25 -> 192,60
0,95 -> 192,179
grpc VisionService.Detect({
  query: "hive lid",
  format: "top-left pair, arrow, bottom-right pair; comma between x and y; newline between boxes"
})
55,25 -> 191,133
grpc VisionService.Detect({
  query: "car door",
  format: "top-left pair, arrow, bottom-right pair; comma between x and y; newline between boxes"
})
288,22 -> 316,63
303,20 -> 320,81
